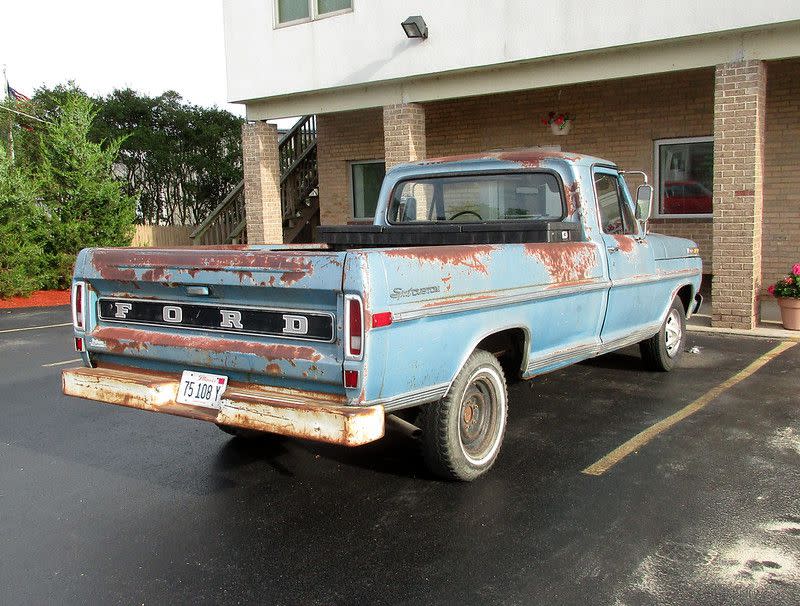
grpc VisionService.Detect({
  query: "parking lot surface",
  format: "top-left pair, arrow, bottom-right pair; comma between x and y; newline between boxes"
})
1,306 -> 798,605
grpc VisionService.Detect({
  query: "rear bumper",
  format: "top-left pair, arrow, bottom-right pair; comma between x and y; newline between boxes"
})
62,366 -> 385,446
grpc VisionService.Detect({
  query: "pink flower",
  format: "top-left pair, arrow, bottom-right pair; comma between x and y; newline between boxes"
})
555,116 -> 565,126
768,285 -> 776,295
792,263 -> 800,275
784,277 -> 794,285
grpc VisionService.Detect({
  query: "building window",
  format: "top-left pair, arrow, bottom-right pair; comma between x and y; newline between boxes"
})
276,0 -> 352,25
351,161 -> 386,219
654,137 -> 714,217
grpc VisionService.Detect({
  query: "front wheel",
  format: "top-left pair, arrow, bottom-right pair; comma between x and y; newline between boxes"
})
420,349 -> 508,481
640,296 -> 686,371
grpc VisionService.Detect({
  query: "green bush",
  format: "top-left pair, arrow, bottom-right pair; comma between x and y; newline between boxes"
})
0,147 -> 46,297
0,93 -> 137,297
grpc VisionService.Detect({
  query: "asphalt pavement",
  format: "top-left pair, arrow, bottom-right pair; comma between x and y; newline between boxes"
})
1,305 -> 798,605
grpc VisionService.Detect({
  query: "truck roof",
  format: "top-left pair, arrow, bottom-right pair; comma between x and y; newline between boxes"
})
388,148 -> 615,177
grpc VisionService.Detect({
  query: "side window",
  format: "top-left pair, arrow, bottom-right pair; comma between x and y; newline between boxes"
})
594,172 -> 635,235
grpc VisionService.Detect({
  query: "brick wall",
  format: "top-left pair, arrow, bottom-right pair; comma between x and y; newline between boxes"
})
711,60 -> 766,330
383,103 -> 427,169
242,121 -> 283,244
764,58 -> 800,289
316,69 -> 716,246
317,108 -> 383,225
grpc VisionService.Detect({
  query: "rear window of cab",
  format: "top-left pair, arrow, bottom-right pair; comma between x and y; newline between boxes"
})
387,172 -> 566,224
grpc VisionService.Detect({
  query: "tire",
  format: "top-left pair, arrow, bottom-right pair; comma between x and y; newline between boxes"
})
216,424 -> 269,439
420,349 -> 508,481
640,296 -> 686,372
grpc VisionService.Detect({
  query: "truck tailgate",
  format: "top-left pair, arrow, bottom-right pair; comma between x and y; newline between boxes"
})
75,246 -> 347,391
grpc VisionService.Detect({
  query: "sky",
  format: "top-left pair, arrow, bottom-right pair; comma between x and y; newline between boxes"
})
1,0 -> 270,121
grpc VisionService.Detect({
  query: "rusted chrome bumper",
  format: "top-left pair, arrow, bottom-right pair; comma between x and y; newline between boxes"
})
62,366 -> 385,446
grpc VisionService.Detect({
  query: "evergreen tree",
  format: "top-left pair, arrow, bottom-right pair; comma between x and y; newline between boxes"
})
36,94 -> 137,287
0,143 -> 46,296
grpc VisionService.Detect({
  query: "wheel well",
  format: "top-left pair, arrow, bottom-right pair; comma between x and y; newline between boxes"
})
676,284 -> 693,314
476,328 -> 527,379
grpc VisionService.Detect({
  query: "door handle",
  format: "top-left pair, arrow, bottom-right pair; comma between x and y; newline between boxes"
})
607,246 -> 620,254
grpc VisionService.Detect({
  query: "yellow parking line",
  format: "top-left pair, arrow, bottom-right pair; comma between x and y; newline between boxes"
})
0,322 -> 71,334
582,340 -> 798,476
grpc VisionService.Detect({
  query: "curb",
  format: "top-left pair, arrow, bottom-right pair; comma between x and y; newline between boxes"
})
687,323 -> 800,342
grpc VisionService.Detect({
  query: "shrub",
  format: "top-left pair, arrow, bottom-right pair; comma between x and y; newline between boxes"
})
36,94 -> 137,288
0,146 -> 47,298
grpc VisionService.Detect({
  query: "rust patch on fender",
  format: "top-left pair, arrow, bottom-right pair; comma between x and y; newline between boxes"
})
524,243 -> 600,283
90,327 -> 323,362
613,235 -> 636,254
265,363 -> 282,375
383,245 -> 496,275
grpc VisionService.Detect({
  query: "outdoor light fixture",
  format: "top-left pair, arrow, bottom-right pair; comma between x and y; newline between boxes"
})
402,16 -> 428,39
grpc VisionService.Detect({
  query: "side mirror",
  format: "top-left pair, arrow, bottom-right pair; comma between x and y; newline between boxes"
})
635,184 -> 654,229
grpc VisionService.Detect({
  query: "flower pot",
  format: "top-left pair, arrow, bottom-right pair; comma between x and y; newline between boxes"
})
550,122 -> 572,136
777,297 -> 800,330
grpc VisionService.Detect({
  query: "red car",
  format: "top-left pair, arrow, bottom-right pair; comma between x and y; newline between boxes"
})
663,181 -> 712,214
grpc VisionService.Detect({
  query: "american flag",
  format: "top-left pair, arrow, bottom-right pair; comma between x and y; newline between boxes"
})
6,84 -> 30,102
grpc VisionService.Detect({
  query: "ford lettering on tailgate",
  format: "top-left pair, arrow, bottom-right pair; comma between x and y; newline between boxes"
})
98,299 -> 334,342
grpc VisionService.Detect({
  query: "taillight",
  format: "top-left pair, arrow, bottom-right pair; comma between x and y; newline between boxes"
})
71,281 -> 86,330
74,337 -> 85,352
345,295 -> 363,359
344,369 -> 359,388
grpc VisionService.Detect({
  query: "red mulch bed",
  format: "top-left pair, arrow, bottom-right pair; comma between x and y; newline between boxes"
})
0,290 -> 70,309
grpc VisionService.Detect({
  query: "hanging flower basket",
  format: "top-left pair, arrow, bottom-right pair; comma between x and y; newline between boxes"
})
542,112 -> 573,136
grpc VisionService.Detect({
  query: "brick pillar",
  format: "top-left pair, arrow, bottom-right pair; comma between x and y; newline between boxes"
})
383,103 -> 426,169
242,121 -> 283,245
711,60 -> 767,329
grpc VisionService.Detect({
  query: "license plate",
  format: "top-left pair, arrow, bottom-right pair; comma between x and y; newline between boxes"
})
176,370 -> 228,409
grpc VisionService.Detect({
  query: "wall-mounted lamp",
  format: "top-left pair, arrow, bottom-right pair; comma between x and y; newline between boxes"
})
402,16 -> 428,40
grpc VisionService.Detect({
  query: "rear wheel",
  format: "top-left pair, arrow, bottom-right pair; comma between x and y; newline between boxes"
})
420,349 -> 508,481
640,296 -> 686,371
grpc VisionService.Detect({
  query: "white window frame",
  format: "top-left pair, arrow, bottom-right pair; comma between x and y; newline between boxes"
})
350,159 -> 385,220
653,136 -> 714,219
274,0 -> 353,28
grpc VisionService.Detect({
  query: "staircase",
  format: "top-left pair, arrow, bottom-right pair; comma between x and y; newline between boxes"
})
190,115 -> 319,245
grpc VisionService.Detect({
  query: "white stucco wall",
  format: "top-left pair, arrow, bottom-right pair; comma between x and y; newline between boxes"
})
223,0 -> 800,104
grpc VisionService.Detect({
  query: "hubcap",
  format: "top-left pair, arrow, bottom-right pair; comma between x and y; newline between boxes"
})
458,371 -> 503,465
664,309 -> 682,358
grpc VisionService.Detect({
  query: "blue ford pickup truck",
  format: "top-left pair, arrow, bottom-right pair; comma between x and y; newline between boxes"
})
63,150 -> 702,480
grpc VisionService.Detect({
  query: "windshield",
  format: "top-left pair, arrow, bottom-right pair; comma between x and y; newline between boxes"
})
388,172 -> 565,223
